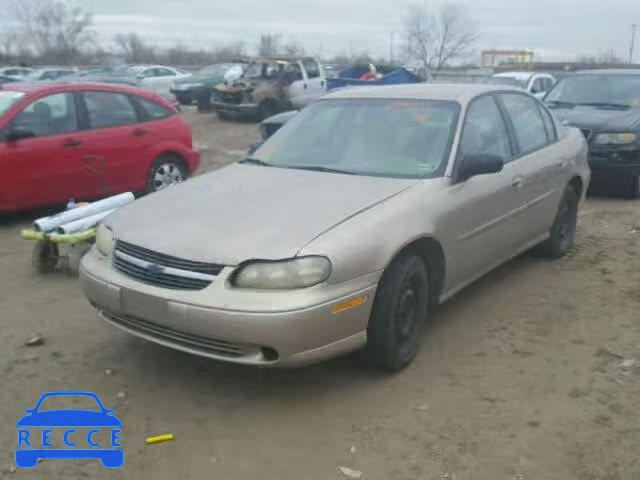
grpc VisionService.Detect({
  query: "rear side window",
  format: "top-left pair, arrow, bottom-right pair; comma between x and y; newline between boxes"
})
302,60 -> 320,79
138,97 -> 174,121
538,104 -> 557,142
83,91 -> 138,129
499,93 -> 549,154
460,95 -> 512,161
12,92 -> 77,137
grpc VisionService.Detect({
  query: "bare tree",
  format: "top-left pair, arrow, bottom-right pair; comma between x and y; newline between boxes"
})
403,0 -> 477,71
258,34 -> 281,57
7,0 -> 95,63
114,33 -> 156,64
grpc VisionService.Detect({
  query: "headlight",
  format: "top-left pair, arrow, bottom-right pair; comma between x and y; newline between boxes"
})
232,256 -> 331,289
593,132 -> 637,145
96,224 -> 114,256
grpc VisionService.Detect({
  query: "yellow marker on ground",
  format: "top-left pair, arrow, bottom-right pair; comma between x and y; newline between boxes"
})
145,434 -> 174,444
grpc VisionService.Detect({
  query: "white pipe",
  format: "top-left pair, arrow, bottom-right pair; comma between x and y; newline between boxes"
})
34,192 -> 135,232
56,209 -> 118,234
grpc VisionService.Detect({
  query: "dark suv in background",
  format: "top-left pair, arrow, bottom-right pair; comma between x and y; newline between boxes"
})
545,69 -> 640,197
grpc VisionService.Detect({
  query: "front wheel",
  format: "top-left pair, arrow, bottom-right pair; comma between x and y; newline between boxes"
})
625,174 -> 640,199
145,156 -> 188,194
363,252 -> 429,371
534,185 -> 578,258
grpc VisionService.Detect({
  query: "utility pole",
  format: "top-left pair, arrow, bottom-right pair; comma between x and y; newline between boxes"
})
630,24 -> 637,64
389,32 -> 395,65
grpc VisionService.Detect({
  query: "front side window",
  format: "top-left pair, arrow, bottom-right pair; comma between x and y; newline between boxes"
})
252,98 -> 459,178
531,78 -> 545,94
459,95 -> 511,160
83,91 -> 138,129
12,92 -> 77,137
500,93 -> 549,154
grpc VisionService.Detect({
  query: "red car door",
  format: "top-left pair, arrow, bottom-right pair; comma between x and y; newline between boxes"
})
0,91 -> 103,211
77,90 -> 151,195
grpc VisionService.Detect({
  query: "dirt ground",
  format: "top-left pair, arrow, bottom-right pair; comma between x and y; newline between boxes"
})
1,109 -> 639,480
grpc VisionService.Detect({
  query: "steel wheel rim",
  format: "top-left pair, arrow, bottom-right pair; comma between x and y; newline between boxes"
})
393,270 -> 425,344
153,163 -> 184,191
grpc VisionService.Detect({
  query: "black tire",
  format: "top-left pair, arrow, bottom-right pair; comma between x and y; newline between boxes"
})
625,175 -> 640,199
256,101 -> 278,122
32,240 -> 58,274
535,185 -> 578,258
145,155 -> 188,194
363,252 -> 429,371
217,111 -> 231,121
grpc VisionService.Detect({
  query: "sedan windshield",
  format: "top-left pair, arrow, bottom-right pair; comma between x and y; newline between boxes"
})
0,90 -> 25,116
545,74 -> 640,107
251,98 -> 460,178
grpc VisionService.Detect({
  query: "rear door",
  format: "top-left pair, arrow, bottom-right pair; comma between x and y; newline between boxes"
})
301,59 -> 326,103
496,92 -> 567,240
77,90 -> 149,195
0,91 -> 99,209
445,94 -> 527,290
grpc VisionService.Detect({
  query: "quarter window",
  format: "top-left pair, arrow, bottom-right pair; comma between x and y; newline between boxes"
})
460,95 -> 512,160
83,91 -> 138,129
12,92 -> 77,137
500,93 -> 549,154
138,97 -> 174,120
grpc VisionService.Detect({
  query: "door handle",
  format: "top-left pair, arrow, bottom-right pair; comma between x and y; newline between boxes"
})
63,139 -> 82,147
511,176 -> 524,188
303,83 -> 308,90
320,80 -> 325,87
132,128 -> 148,137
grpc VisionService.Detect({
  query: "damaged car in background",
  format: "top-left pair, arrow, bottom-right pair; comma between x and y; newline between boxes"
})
211,56 -> 326,121
170,62 -> 245,110
545,69 -> 640,198
80,84 -> 589,371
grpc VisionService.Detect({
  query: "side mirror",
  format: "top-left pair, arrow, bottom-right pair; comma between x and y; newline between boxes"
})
8,127 -> 35,141
248,140 -> 264,154
458,154 -> 504,182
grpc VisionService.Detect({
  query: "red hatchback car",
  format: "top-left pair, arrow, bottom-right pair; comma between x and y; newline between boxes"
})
0,83 -> 200,212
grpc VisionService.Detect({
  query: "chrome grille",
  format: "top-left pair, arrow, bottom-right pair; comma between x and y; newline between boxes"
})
580,128 -> 593,141
113,240 -> 223,290
101,310 -> 247,358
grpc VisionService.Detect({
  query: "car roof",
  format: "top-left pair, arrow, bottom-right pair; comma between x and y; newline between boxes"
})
0,81 -> 163,99
493,71 -> 535,80
323,83 -> 523,105
573,68 -> 640,75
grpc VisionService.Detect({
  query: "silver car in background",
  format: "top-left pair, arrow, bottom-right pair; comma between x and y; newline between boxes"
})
80,84 -> 589,371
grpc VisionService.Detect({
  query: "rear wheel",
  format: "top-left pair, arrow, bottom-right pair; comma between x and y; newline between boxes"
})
257,101 -> 278,122
363,252 -> 429,371
534,185 -> 578,258
145,155 -> 188,194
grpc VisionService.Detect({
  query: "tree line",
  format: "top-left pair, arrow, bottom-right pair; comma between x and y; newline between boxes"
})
0,0 -> 478,69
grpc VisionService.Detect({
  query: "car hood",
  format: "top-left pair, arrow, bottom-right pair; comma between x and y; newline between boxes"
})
550,105 -> 640,130
16,410 -> 123,427
107,164 -> 419,265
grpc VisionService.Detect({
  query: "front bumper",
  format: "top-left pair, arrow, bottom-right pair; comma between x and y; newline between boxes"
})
79,250 -> 377,367
211,101 -> 259,118
588,145 -> 640,176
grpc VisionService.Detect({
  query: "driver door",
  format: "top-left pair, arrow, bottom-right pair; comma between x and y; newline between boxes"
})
284,61 -> 307,109
443,95 -> 529,292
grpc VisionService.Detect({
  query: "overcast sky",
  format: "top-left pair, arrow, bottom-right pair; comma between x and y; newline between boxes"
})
90,0 -> 640,62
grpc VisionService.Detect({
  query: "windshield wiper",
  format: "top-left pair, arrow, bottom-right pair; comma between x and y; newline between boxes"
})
545,100 -> 575,108
284,165 -> 356,175
575,102 -> 630,110
239,157 -> 273,166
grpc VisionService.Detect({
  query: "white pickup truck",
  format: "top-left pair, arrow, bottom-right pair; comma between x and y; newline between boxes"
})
211,56 -> 327,121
